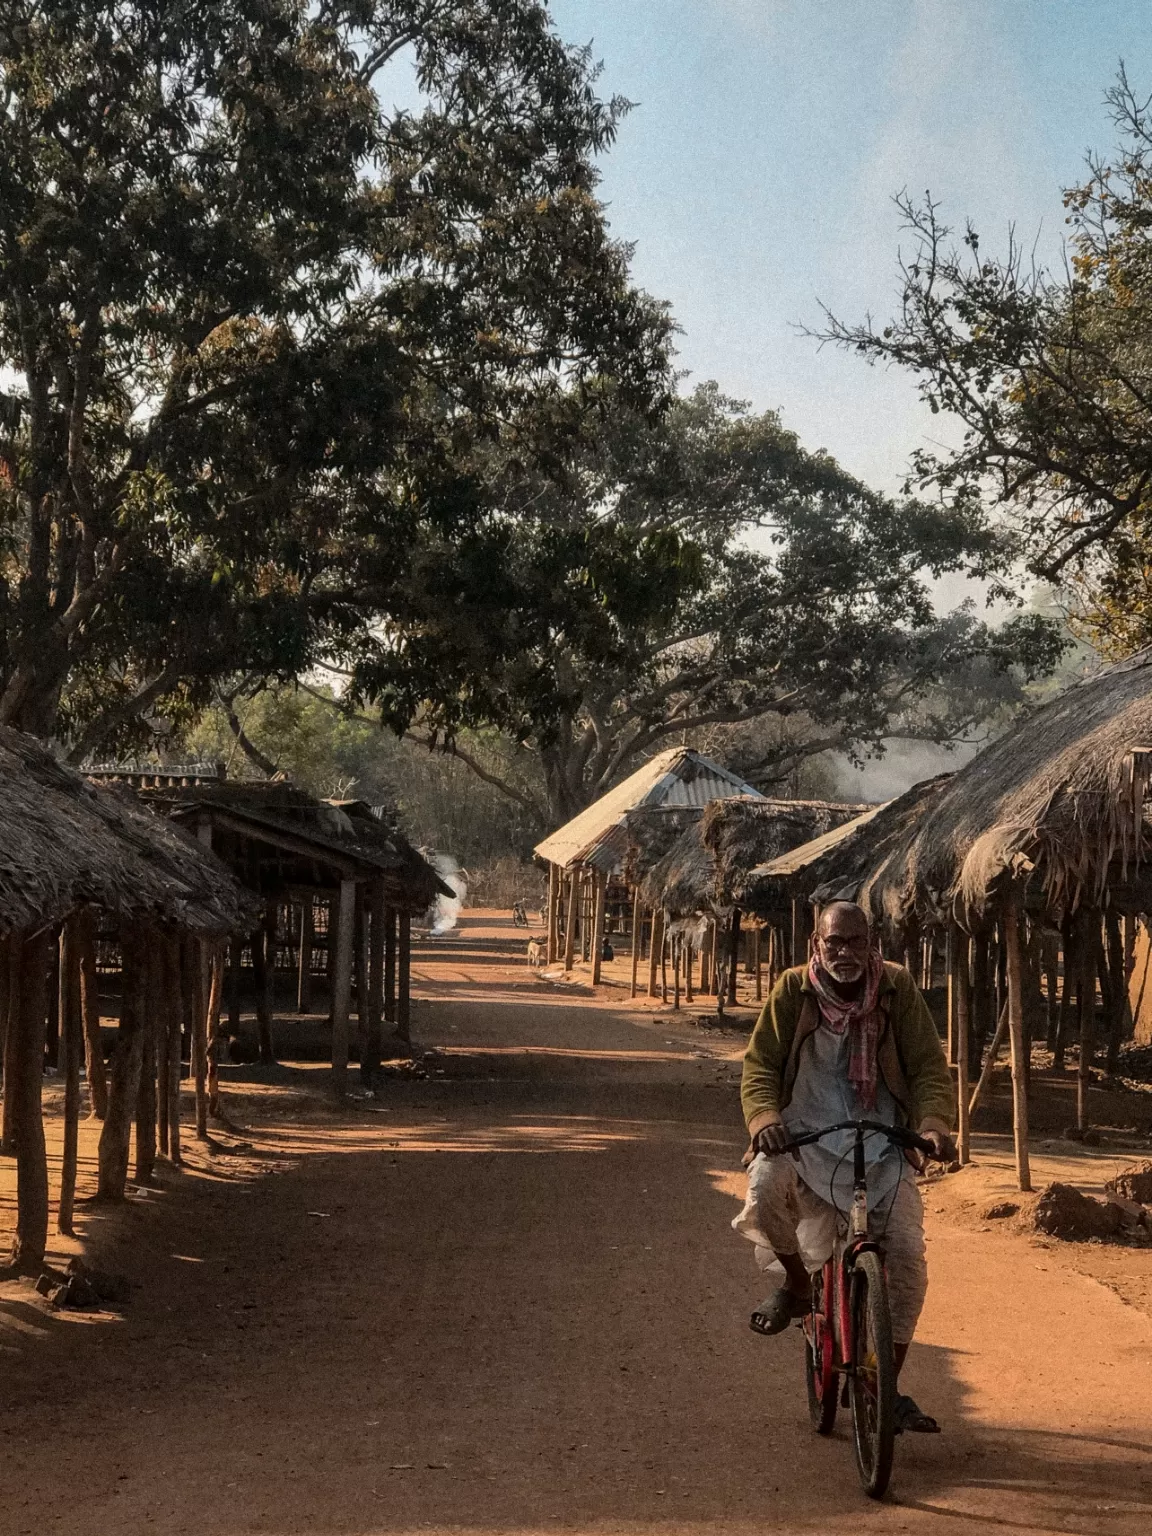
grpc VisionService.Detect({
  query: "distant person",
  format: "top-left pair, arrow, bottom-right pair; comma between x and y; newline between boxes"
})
737,901 -> 954,1434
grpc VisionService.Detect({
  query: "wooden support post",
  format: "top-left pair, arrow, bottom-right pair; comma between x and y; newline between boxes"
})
57,920 -> 83,1235
384,907 -> 398,1025
165,935 -> 183,1167
547,864 -> 560,966
135,937 -> 158,1184
1003,889 -> 1032,1193
726,908 -> 741,1007
952,926 -> 971,1166
1077,913 -> 1101,1131
207,943 -> 224,1118
331,878 -> 356,1097
754,926 -> 763,1002
156,940 -> 170,1157
590,871 -> 607,986
353,892 -> 368,1063
685,936 -> 694,1004
97,929 -> 146,1201
630,888 -> 642,999
362,880 -> 385,1087
581,873 -> 592,963
648,909 -> 664,998
563,869 -> 578,971
256,903 -> 277,1065
8,932 -> 51,1271
660,927 -> 668,1005
790,899 -> 802,969
77,909 -> 107,1120
0,940 -> 19,1154
945,926 -> 956,1063
397,910 -> 412,1044
296,898 -> 314,1013
228,935 -> 243,1032
193,937 -> 209,1142
670,934 -> 680,1010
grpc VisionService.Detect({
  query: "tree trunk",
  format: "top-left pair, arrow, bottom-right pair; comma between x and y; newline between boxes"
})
76,909 -> 107,1119
8,932 -> 52,1272
97,929 -> 146,1200
57,920 -> 84,1234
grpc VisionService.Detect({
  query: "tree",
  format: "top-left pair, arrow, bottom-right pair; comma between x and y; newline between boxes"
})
0,2 -> 670,753
345,385 -> 1064,824
815,69 -> 1152,650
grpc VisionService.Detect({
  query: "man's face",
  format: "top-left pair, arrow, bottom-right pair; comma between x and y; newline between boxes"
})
815,907 -> 870,984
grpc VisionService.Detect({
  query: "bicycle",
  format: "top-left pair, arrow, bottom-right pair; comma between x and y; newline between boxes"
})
773,1118 -> 946,1499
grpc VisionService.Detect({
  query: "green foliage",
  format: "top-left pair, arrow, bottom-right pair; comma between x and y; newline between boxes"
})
0,2 -> 669,751
817,69 -> 1152,647
344,383 -> 1063,821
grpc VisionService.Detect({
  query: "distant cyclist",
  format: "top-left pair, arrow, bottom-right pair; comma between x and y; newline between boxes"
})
738,901 -> 954,1434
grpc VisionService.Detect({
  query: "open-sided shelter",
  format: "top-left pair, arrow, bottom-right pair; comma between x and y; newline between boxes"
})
533,748 -> 765,985
135,780 -> 450,1092
0,726 -> 258,1273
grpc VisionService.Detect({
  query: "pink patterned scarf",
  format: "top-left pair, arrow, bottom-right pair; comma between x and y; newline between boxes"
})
807,947 -> 885,1110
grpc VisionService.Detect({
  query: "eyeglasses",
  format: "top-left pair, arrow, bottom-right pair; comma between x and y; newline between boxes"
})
820,933 -> 869,953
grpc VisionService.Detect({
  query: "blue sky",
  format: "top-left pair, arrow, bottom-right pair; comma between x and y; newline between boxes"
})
548,0 -> 1151,494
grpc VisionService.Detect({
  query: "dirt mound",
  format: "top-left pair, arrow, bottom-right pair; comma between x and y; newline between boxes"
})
1106,1162 -> 1152,1204
1033,1183 -> 1124,1241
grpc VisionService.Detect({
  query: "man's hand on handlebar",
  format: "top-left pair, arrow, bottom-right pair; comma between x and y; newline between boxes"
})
917,1127 -> 957,1165
753,1122 -> 792,1157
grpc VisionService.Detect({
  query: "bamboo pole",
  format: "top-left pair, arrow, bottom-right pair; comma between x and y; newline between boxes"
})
968,999 -> 1008,1116
952,925 -> 971,1166
397,910 -> 412,1044
685,936 -> 694,1004
726,909 -> 741,1007
165,935 -> 183,1168
207,943 -> 224,1118
57,920 -> 83,1234
135,938 -> 158,1184
193,938 -> 209,1141
647,909 -> 664,998
590,870 -> 607,986
362,879 -> 385,1087
296,898 -> 314,1013
630,890 -> 642,999
660,928 -> 669,1005
331,877 -> 356,1097
563,869 -> 578,971
1003,889 -> 1032,1193
547,863 -> 560,966
9,932 -> 51,1271
754,926 -> 762,1002
672,935 -> 681,1010
77,909 -> 107,1120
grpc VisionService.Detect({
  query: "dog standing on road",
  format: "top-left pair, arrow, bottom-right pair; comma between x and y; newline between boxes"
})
526,935 -> 547,967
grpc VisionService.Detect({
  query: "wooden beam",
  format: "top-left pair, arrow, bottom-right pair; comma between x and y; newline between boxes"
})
590,871 -> 607,986
1003,888 -> 1032,1193
397,911 -> 412,1044
331,877 -> 356,1098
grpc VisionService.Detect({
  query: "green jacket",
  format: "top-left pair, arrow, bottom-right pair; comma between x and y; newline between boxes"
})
741,962 -> 954,1134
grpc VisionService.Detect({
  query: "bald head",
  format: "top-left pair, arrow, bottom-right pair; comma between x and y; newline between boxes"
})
814,900 -> 871,985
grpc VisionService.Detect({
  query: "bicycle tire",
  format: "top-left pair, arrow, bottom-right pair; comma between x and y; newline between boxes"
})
849,1249 -> 896,1499
803,1269 -> 837,1434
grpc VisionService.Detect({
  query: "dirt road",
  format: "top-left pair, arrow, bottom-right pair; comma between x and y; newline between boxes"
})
2,914 -> 1152,1535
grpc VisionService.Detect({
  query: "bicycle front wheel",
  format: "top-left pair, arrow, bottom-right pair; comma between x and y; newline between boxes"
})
849,1249 -> 896,1499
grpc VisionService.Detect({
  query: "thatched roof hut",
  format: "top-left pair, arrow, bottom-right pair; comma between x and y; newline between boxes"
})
855,652 -> 1152,932
0,727 -> 256,937
640,796 -> 871,919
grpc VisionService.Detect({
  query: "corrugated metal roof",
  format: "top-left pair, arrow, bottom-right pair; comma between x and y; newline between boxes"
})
535,748 -> 765,871
749,801 -> 887,880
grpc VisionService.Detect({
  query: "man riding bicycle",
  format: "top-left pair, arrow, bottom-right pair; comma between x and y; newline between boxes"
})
736,900 -> 954,1434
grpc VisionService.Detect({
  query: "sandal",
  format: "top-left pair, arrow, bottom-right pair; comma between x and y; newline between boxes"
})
894,1393 -> 940,1434
749,1286 -> 810,1336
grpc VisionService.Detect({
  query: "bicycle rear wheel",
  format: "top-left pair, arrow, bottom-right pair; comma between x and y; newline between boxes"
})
849,1249 -> 896,1499
803,1267 -> 837,1434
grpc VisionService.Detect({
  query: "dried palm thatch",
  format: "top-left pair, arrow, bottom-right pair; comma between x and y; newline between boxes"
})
0,727 -> 258,936
620,805 -> 705,888
866,650 -> 1152,931
703,796 -> 870,911
640,819 -> 715,918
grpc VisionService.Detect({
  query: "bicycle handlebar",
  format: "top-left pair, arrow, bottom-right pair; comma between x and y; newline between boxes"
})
768,1118 -> 945,1161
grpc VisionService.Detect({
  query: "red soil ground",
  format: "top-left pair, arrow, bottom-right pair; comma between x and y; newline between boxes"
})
1,910 -> 1151,1535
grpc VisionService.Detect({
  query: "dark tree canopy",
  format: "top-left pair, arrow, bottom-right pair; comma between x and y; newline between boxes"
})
0,1 -> 670,752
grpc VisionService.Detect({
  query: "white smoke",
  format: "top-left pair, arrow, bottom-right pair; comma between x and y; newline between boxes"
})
423,851 -> 467,935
